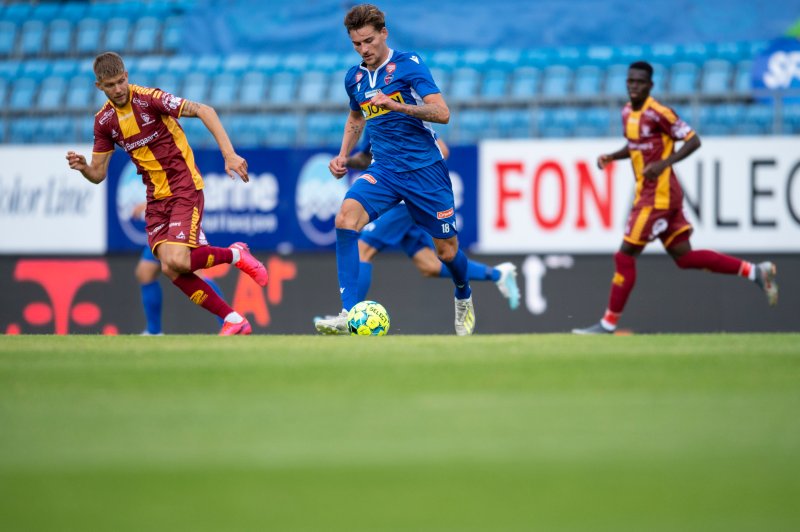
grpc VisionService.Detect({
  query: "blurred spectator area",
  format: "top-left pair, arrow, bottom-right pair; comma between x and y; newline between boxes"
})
0,1 -> 797,146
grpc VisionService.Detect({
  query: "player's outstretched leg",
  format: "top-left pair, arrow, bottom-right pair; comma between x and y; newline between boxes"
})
315,310 -> 349,335
754,261 -> 778,306
229,242 -> 269,287
494,262 -> 520,310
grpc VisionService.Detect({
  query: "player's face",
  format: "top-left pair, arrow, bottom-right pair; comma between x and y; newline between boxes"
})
96,71 -> 130,107
626,68 -> 653,106
349,25 -> 389,69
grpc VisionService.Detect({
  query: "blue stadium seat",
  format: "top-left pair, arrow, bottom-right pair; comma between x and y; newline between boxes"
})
449,67 -> 480,103
738,104 -> 774,134
37,76 -> 68,111
554,46 -> 583,67
30,3 -> 60,21
181,117 -> 215,148
541,65 -> 573,99
57,3 -> 88,23
40,117 -> 73,143
182,72 -> 210,103
11,118 -> 39,143
164,55 -> 193,75
252,53 -> 281,73
268,72 -> 298,105
489,48 -> 522,69
573,65 -> 602,98
456,109 -> 492,143
21,59 -> 50,80
0,21 -> 16,56
0,78 -> 8,109
103,18 -> 131,53
239,71 -> 268,106
613,44 -> 650,65
522,48 -> 553,69
586,45 -> 615,66
604,63 -> 628,98
282,53 -> 310,72
462,48 -> 491,69
131,17 -> 161,55
51,59 -> 78,78
208,72 -> 239,107
93,82 -> 109,108
0,118 -> 6,143
195,55 -> 222,75
701,59 -> 733,95
537,108 -> 570,138
272,113 -> 301,145
76,116 -> 94,142
651,63 -> 668,96
75,19 -> 103,56
136,56 -> 166,77
305,113 -> 343,146
782,104 -> 800,134
308,52 -> 343,72
713,42 -> 747,63
162,16 -> 183,53
46,19 -> 73,56
323,68 -> 350,104
680,43 -> 711,64
9,78 -> 38,110
494,108 -> 532,138
428,49 -> 460,70
297,71 -> 330,105
19,20 -> 46,56
574,106 -> 612,137
3,3 -> 32,23
650,43 -> 681,65
480,69 -> 510,101
734,60 -> 753,94
429,68 -> 449,94
668,62 -> 699,96
223,54 -> 252,74
226,114 -> 258,147
153,72 -> 181,94
0,60 -> 21,80
66,74 -> 95,110
509,66 -> 540,100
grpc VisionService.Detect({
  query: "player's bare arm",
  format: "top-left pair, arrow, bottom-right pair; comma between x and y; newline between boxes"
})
183,99 -> 249,182
330,110 -> 365,178
643,134 -> 701,179
346,151 -> 372,171
371,92 -> 450,124
597,145 -> 631,169
66,150 -> 112,184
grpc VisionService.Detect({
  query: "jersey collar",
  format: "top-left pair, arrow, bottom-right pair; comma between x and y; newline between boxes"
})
359,49 -> 395,89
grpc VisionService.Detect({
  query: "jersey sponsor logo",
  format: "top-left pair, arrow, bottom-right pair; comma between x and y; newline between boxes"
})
162,93 -> 182,111
386,63 -> 396,74
358,174 -> 377,184
437,207 -> 454,219
123,131 -> 159,152
176,230 -> 186,240
132,96 -> 149,108
360,91 -> 404,120
148,223 -> 165,236
98,109 -> 115,125
355,72 -> 363,82
140,112 -> 155,126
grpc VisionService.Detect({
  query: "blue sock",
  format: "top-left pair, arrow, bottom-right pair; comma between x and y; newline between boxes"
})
140,281 -> 162,334
203,277 -> 225,325
357,261 -> 373,302
336,228 -> 361,311
439,260 -> 495,281
442,249 -> 472,300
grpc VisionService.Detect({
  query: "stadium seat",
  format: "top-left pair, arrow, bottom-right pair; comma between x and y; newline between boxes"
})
30,3 -> 60,21
305,113 -> 343,146
449,67 -> 481,103
271,113 -> 301,145
131,17 -> 161,55
65,74 -> 95,110
46,19 -> 73,56
573,65 -> 603,98
781,104 -> 800,134
75,19 -> 103,56
162,16 -> 183,53
604,63 -> 628,98
541,65 -> 573,100
37,76 -> 68,111
490,48 -> 522,70
57,2 -> 88,23
252,53 -> 281,73
0,118 -> 6,143
40,117 -> 73,143
668,62 -> 699,96
195,55 -> 222,75
21,59 -> 50,80
282,53 -> 311,72
0,78 -> 8,108
297,71 -> 330,105
586,45 -> 615,66
0,21 -> 17,57
480,69 -> 510,101
239,71 -> 268,107
509,66 -> 541,101
208,72 -> 239,107
429,68 -> 449,94
574,106 -> 612,137
554,46 -> 583,67
11,118 -> 39,143
323,68 -> 350,104
223,54 -> 252,74
136,56 -> 166,77
0,59 -> 21,80
734,60 -> 753,94
308,52 -> 343,72
51,59 -> 77,78
9,78 -> 38,111
163,55 -> 193,75
651,63 -> 668,96
428,49 -> 460,70
701,59 -> 733,96
494,108 -> 532,138
650,43 -> 681,65
103,18 -> 131,54
456,109 -> 492,143
268,71 -> 298,105
19,20 -> 46,56
738,104 -> 774,134
181,72 -> 210,103
3,3 -> 32,23
153,72 -> 181,94
462,48 -> 491,69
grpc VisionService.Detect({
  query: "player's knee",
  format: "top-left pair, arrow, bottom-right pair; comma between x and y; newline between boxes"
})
436,247 -> 456,263
160,257 -> 189,276
335,210 -> 360,231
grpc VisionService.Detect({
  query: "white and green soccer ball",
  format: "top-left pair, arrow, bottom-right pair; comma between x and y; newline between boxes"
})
347,300 -> 390,336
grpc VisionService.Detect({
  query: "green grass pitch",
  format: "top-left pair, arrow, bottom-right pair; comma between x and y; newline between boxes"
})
1,334 -> 799,531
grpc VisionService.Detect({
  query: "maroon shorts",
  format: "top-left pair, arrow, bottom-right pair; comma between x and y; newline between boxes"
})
145,189 -> 208,254
623,206 -> 693,248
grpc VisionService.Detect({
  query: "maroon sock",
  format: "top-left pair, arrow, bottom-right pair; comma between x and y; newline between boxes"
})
607,251 -> 637,314
675,250 -> 744,275
190,246 -> 234,271
172,273 -> 233,320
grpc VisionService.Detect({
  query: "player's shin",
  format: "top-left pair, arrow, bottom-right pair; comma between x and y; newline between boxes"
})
442,249 -> 472,300
336,228 -> 361,310
674,250 -> 746,275
606,251 -> 637,323
172,273 -> 234,320
190,246 -> 234,271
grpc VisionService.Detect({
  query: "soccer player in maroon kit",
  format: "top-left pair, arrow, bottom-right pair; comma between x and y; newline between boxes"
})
573,61 -> 778,334
66,52 -> 267,335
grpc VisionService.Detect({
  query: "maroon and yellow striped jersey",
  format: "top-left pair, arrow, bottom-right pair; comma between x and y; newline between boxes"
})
92,84 -> 203,201
621,96 -> 695,210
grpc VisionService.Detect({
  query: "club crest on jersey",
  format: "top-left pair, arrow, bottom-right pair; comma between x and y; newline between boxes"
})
384,75 -> 393,84
386,63 -> 396,74
358,174 -> 377,184
437,208 -> 454,220
355,72 -> 363,82
360,91 -> 405,120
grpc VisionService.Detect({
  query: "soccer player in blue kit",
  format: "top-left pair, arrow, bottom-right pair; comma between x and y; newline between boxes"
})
316,3 -> 477,335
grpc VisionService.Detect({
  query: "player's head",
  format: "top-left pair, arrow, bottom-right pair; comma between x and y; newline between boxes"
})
93,51 -> 130,107
344,4 -> 389,70
627,61 -> 654,106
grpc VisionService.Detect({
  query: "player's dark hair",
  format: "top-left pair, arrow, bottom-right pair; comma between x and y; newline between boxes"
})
629,61 -> 654,79
344,3 -> 386,32
93,52 -> 125,81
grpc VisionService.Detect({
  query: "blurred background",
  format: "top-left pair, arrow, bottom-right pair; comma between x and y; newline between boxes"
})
1,0 -> 798,334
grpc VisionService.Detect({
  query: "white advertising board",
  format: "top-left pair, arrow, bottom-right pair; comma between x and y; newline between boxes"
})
478,137 -> 800,253
0,145 -> 107,254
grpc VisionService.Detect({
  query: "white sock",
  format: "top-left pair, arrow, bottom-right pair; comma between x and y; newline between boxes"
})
224,312 -> 243,324
748,262 -> 757,281
230,248 -> 241,265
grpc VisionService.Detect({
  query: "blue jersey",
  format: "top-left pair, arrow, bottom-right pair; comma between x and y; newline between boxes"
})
345,50 -> 442,172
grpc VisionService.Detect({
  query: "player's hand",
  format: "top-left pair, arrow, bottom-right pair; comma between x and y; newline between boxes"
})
66,151 -> 87,171
643,160 -> 668,180
329,155 -> 348,179
225,153 -> 249,182
370,91 -> 398,112
597,154 -> 613,169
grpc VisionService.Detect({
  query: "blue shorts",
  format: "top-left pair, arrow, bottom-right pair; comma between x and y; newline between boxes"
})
346,159 -> 458,240
360,203 -> 433,257
140,246 -> 159,263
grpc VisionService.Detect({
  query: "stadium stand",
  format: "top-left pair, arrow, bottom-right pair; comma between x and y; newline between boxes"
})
0,0 -> 795,146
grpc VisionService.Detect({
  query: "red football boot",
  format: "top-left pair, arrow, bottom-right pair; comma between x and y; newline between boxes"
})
230,242 -> 268,286
219,318 -> 252,336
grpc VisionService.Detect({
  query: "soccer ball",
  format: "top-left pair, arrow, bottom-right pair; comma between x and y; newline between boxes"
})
347,300 -> 390,336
